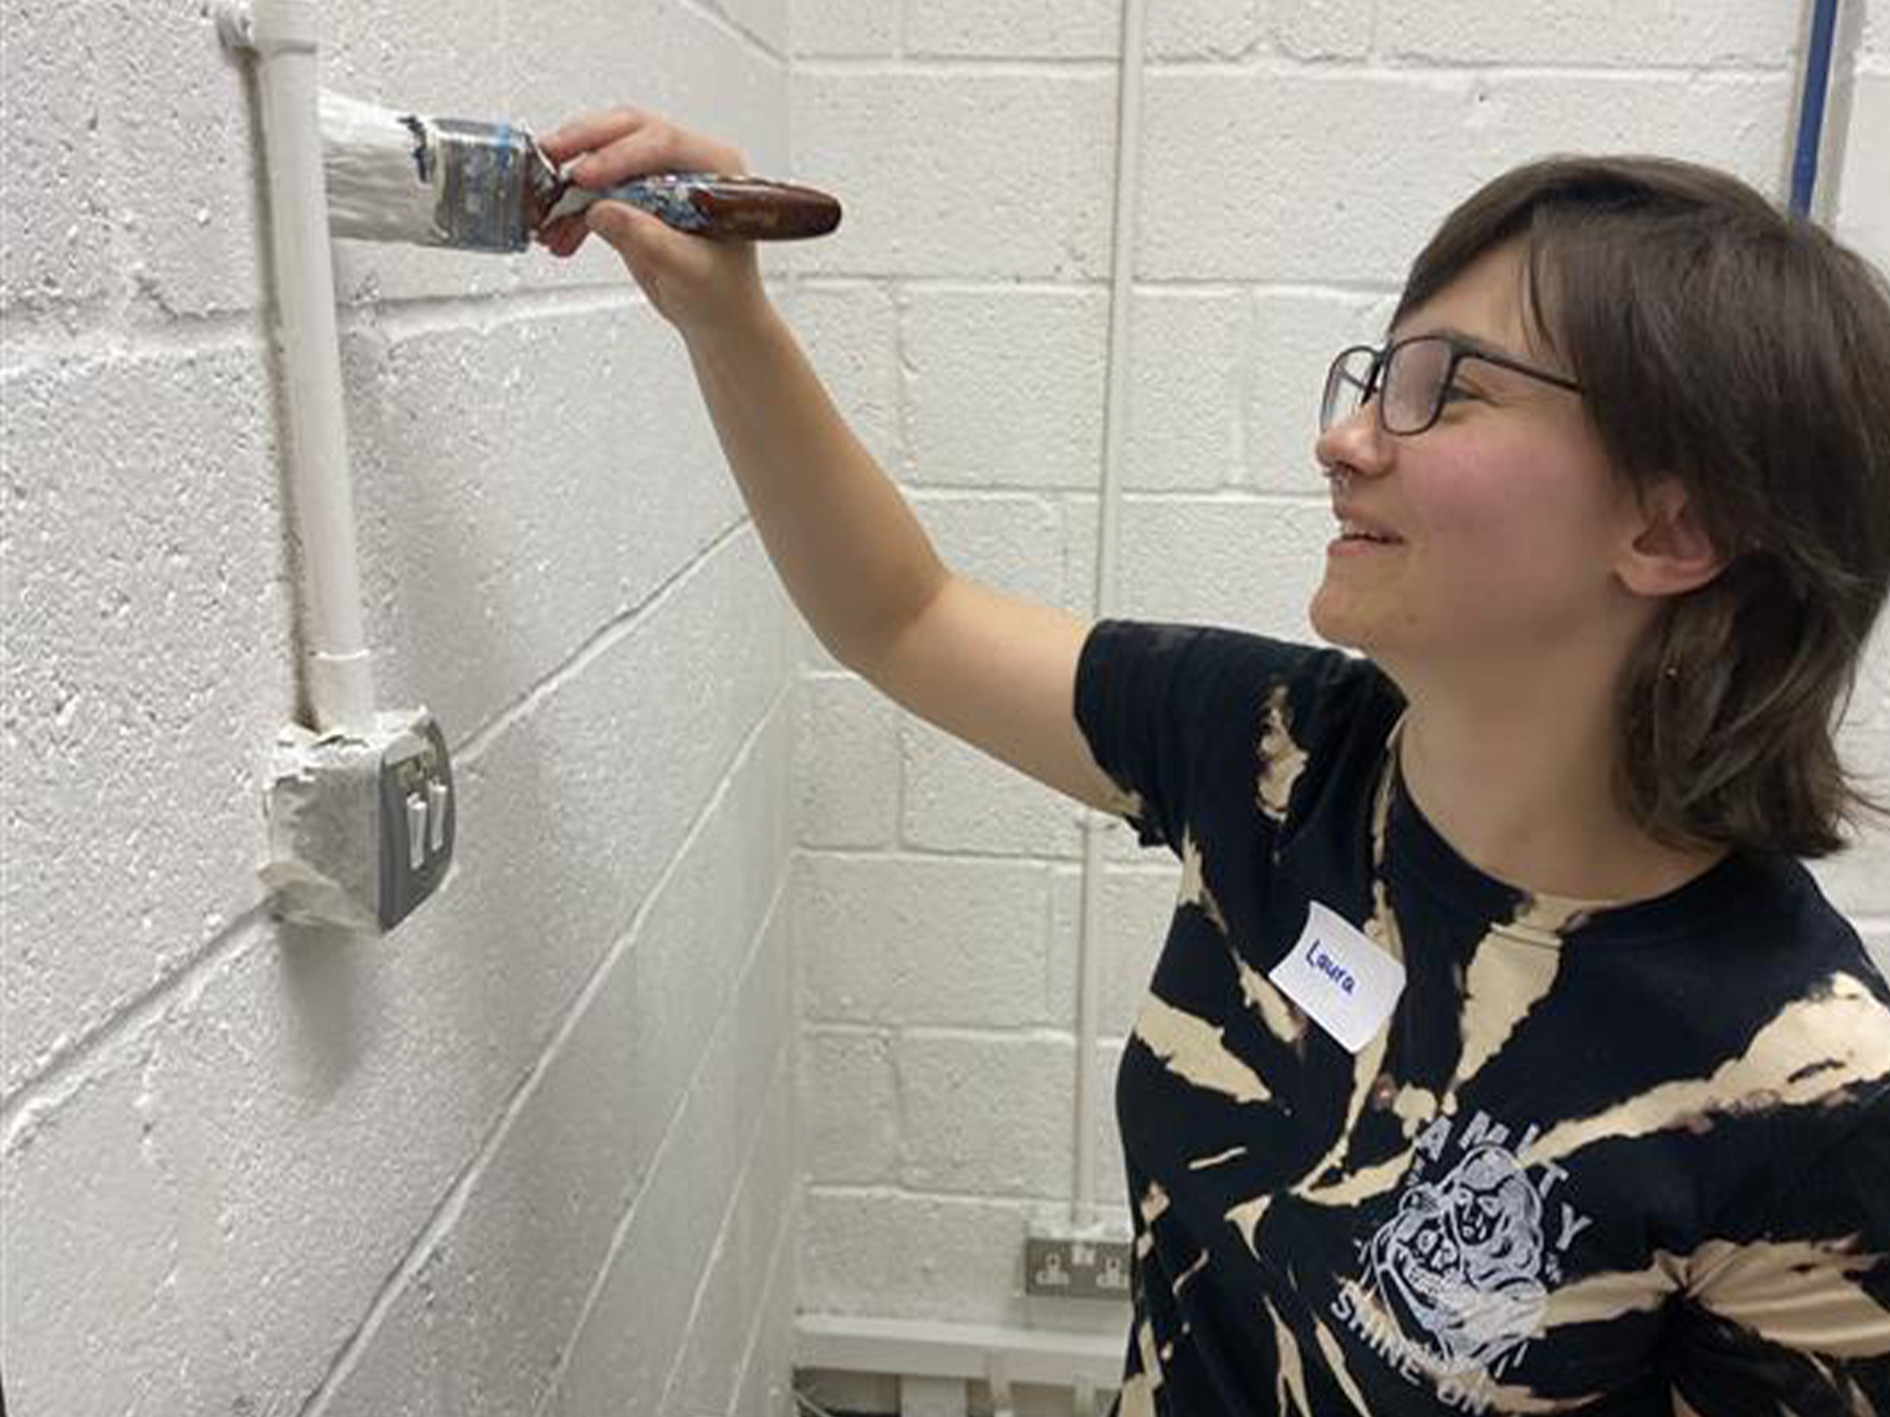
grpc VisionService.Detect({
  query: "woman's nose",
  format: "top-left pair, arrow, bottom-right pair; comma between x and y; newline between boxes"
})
1314,402 -> 1393,480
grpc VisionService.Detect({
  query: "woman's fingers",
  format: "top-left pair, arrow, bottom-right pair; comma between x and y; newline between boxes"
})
540,107 -> 748,188
536,106 -> 649,166
566,124 -> 674,188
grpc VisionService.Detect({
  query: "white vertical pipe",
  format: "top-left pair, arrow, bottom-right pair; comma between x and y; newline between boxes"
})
1073,0 -> 1148,1231
225,0 -> 376,733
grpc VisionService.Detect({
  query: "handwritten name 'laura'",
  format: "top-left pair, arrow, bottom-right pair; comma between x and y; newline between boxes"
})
1307,941 -> 1357,995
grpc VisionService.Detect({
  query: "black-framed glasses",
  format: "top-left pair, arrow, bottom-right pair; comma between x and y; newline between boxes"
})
1320,334 -> 1584,437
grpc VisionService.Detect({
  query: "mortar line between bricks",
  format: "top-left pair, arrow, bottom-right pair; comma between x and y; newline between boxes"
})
535,846 -> 798,1417
1141,59 -> 1793,80
334,284 -> 651,342
797,843 -> 1179,870
805,1019 -> 1128,1044
299,676 -> 796,1417
818,1021 -> 1100,1044
793,56 -> 1120,78
672,0 -> 788,67
0,308 -> 272,380
801,276 -> 1114,297
723,1175 -> 800,1412
648,1026 -> 795,1417
804,1180 -> 1136,1209
0,906 -> 272,1146
448,517 -> 753,766
0,284 -> 654,380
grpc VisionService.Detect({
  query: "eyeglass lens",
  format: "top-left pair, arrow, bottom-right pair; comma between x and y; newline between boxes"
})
1320,339 -> 1452,435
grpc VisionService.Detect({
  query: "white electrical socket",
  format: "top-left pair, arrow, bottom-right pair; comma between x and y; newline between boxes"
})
1024,1236 -> 1134,1300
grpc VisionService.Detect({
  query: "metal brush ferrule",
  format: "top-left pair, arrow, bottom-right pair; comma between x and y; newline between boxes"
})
409,114 -> 553,253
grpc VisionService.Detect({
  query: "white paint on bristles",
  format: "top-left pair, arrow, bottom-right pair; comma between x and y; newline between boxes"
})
319,89 -> 440,245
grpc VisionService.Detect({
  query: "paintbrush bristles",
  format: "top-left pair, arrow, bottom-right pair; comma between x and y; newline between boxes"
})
319,91 -> 440,246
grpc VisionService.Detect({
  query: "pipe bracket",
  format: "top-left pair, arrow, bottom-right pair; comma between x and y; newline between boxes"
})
210,0 -> 255,51
213,0 -> 319,55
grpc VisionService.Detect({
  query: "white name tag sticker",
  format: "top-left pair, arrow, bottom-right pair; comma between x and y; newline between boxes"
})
1267,901 -> 1406,1053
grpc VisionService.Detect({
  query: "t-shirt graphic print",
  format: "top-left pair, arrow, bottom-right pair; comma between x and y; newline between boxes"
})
1074,619 -> 1890,1416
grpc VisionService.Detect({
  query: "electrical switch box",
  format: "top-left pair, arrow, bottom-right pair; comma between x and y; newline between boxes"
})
261,706 -> 457,934
377,714 -> 455,929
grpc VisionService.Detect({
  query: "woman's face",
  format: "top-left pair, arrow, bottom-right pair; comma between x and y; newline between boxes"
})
1310,241 -> 1649,680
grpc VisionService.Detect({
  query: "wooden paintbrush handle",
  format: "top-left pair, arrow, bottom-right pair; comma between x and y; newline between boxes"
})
545,173 -> 843,242
669,175 -> 843,240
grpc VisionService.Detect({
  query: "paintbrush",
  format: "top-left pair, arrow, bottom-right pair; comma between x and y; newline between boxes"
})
318,90 -> 842,253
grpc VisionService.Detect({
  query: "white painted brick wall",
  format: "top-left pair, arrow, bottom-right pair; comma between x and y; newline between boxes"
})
2,2 -> 801,1415
789,0 -> 1890,1360
9,2 -> 1889,1412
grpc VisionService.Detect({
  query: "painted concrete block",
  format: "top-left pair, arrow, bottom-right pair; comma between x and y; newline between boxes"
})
0,1039 -> 198,1417
1111,493 -> 1331,641
795,674 -> 902,850
1145,0 -> 1262,62
0,347 -> 293,1095
792,0 -> 898,58
799,1188 -> 1035,1325
902,285 -> 1109,490
798,855 -> 1053,1025
548,999 -> 793,1415
344,304 -> 747,739
1138,71 -> 1790,285
97,0 -> 262,320
1867,5 -> 1890,64
324,758 -> 791,1417
1378,0 -> 1798,68
905,492 -> 1066,602
4,532 -> 787,1408
789,71 -> 1117,280
794,279 -> 904,471
902,718 -> 1088,858
801,1027 -> 902,1184
1272,0 -> 1373,62
905,0 -> 1118,60
1,0 -> 118,323
897,1031 -> 1075,1197
701,0 -> 791,59
656,1097 -> 799,1417
729,1190 -> 804,1417
1124,288 -> 1248,492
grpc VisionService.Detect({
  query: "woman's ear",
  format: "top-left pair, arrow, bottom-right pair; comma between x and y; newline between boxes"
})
1616,480 -> 1726,598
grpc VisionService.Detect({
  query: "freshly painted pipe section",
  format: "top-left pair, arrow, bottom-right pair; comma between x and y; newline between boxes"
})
1791,0 -> 1840,214
220,0 -> 377,732
1074,0 -> 1149,1237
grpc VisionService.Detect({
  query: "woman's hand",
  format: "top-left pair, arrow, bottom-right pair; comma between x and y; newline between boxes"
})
537,107 -> 769,340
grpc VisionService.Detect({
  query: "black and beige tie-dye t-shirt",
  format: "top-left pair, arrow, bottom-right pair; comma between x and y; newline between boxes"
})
1074,619 -> 1890,1416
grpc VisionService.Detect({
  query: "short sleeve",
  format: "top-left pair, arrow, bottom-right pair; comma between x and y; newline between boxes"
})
1669,1087 -> 1890,1413
1072,619 -> 1348,855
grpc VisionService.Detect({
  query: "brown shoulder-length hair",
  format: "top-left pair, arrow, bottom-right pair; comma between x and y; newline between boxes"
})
1395,155 -> 1890,859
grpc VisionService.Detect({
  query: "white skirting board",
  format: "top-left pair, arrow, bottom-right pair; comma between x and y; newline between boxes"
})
795,1313 -> 1125,1386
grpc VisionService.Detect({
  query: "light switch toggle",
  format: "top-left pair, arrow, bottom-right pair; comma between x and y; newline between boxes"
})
428,781 -> 449,852
375,710 -> 456,930
407,792 -> 429,866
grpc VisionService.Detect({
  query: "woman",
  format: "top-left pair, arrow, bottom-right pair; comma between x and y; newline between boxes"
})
539,110 -> 1890,1414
